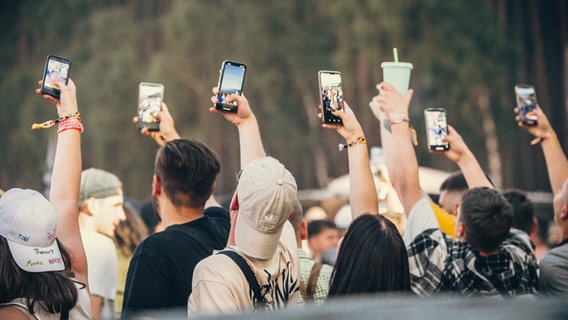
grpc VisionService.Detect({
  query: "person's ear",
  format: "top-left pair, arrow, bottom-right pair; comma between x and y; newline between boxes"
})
453,202 -> 460,216
83,198 -> 97,216
300,220 -> 308,241
456,221 -> 466,239
560,204 -> 568,220
152,175 -> 161,197
530,218 -> 538,237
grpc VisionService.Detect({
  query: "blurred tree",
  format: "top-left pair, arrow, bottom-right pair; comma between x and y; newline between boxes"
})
0,0 -> 565,203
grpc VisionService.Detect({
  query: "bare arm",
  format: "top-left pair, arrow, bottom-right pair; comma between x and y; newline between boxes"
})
431,125 -> 493,189
210,88 -> 266,169
371,82 -> 422,215
516,105 -> 568,195
37,79 -> 87,285
322,101 -> 378,219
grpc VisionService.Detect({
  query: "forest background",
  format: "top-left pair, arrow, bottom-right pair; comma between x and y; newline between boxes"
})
0,0 -> 566,214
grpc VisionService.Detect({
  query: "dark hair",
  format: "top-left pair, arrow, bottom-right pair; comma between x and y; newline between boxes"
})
503,189 -> 534,235
307,220 -> 337,239
328,214 -> 410,296
154,139 -> 220,208
114,201 -> 149,256
460,187 -> 513,252
440,171 -> 468,193
0,237 -> 80,314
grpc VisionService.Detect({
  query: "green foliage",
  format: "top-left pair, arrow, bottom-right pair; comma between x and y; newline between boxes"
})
0,0 -> 561,200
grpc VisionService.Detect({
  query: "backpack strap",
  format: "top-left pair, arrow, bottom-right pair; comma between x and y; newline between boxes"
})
304,262 -> 322,301
217,250 -> 267,310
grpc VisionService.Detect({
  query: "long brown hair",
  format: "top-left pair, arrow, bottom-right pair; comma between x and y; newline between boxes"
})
328,214 -> 410,296
0,236 -> 80,314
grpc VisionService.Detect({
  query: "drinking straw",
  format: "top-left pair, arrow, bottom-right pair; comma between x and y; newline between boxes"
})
393,48 -> 399,63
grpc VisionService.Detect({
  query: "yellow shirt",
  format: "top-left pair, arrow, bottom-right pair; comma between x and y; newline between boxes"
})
431,202 -> 456,238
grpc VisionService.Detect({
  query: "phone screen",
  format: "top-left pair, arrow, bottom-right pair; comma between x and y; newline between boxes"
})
319,71 -> 343,124
138,83 -> 164,131
216,61 -> 246,112
41,55 -> 71,99
515,85 -> 537,126
424,108 -> 450,151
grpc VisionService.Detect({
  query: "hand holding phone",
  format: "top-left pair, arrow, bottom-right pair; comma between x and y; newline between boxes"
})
137,82 -> 164,132
41,55 -> 71,99
515,84 -> 538,126
215,60 -> 247,112
318,70 -> 344,125
424,108 -> 450,151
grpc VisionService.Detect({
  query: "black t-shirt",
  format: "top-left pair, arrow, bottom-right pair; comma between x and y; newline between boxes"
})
121,206 -> 229,318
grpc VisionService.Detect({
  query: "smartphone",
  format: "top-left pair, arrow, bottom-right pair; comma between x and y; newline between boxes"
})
424,108 -> 450,151
318,70 -> 344,125
41,55 -> 71,99
137,82 -> 164,131
215,60 -> 247,112
515,84 -> 538,126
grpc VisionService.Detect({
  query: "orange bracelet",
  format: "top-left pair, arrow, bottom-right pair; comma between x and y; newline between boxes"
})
530,131 -> 555,145
339,136 -> 366,151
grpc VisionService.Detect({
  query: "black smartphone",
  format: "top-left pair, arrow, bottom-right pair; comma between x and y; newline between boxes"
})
424,107 -> 450,151
318,70 -> 344,125
515,84 -> 538,126
137,82 -> 164,132
40,55 -> 71,99
215,60 -> 247,112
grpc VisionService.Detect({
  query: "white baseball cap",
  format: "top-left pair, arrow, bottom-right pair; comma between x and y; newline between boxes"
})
235,157 -> 297,260
0,188 -> 65,272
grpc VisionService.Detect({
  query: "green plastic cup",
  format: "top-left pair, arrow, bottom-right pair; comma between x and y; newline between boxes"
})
381,62 -> 413,95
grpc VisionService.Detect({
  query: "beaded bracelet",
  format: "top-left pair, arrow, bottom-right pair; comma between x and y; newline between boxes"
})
338,136 -> 366,151
58,117 -> 84,134
31,112 -> 81,130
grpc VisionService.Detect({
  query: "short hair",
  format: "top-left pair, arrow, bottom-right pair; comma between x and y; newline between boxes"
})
154,139 -> 220,209
459,188 -> 513,252
440,171 -> 468,193
288,199 -> 303,233
328,214 -> 410,295
503,189 -> 534,235
307,220 -> 337,239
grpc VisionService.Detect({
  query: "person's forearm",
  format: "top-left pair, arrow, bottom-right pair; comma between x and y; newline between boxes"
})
348,143 -> 378,219
237,115 -> 266,169
541,134 -> 568,194
455,151 -> 493,188
385,122 -> 422,214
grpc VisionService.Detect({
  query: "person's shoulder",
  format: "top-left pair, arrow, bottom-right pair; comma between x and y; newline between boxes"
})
204,206 -> 230,221
194,251 -> 238,280
503,228 -> 534,253
541,243 -> 568,265
81,230 -> 116,250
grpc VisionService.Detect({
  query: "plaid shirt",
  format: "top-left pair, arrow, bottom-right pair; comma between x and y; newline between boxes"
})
408,227 -> 539,297
297,248 -> 333,305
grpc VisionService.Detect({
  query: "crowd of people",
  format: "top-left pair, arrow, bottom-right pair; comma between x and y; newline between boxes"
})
0,68 -> 567,320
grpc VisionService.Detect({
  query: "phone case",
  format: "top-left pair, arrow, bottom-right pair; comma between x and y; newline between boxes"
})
215,60 -> 247,112
137,82 -> 164,131
41,55 -> 72,99
514,85 -> 537,126
424,108 -> 450,151
318,70 -> 343,125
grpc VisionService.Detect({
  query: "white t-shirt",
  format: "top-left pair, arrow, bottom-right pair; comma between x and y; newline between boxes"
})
188,221 -> 300,315
81,229 -> 117,319
403,197 -> 439,246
